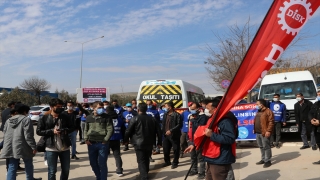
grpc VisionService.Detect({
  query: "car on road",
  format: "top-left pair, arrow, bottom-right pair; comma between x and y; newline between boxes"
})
29,105 -> 50,124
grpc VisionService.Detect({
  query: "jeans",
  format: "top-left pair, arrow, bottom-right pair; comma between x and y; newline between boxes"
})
301,123 -> 316,146
109,140 -> 123,174
47,150 -> 70,180
191,149 -> 205,174
88,142 -> 109,180
7,158 -> 34,180
226,165 -> 235,180
135,146 -> 153,180
80,121 -> 86,142
270,122 -> 281,145
256,134 -> 272,162
69,131 -> 77,156
163,136 -> 180,165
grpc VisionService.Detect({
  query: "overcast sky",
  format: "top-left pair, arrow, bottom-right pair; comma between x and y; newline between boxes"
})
0,0 -> 319,95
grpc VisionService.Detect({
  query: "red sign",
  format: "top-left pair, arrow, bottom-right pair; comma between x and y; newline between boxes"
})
194,0 -> 320,150
83,88 -> 107,98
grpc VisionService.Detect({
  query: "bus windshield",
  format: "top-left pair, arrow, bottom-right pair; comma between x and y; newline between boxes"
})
259,80 -> 317,100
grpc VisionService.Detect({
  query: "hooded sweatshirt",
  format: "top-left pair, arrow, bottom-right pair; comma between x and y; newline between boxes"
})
1,115 -> 36,159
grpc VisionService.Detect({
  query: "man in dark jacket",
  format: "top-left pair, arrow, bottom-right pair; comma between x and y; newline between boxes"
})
124,103 -> 161,180
162,101 -> 182,169
309,90 -> 320,164
84,102 -> 114,180
294,93 -> 315,150
188,102 -> 208,179
63,100 -> 81,160
1,101 -> 15,131
36,98 -> 75,180
185,98 -> 238,180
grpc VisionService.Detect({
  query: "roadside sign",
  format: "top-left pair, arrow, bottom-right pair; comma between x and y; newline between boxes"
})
76,87 -> 110,103
221,80 -> 230,89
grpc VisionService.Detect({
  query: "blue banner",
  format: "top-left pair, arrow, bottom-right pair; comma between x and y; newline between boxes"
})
231,103 -> 257,141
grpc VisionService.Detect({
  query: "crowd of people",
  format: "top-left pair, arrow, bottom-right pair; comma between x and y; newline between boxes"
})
0,90 -> 319,180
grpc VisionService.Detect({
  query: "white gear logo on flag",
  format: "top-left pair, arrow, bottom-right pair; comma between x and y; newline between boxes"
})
278,0 -> 312,35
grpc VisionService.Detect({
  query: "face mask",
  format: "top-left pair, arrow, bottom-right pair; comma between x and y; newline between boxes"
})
147,105 -> 152,109
190,110 -> 197,114
104,105 -> 108,109
256,105 -> 261,110
67,106 -> 73,110
54,108 -> 64,114
273,98 -> 279,102
204,109 -> 212,117
317,96 -> 320,101
127,107 -> 132,111
162,108 -> 168,112
296,97 -> 302,101
96,108 -> 105,115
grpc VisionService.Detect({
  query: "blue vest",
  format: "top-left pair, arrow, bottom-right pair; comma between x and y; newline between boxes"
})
122,111 -> 136,128
110,116 -> 124,141
147,108 -> 160,121
181,110 -> 191,133
269,102 -> 286,122
158,109 -> 165,121
114,106 -> 124,116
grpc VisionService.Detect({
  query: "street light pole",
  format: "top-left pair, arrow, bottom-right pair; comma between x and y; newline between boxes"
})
65,36 -> 104,88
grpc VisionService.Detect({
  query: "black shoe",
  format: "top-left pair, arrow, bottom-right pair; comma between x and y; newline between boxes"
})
313,160 -> 320,165
162,162 -> 171,167
171,164 -> 178,169
300,145 -> 310,150
197,173 -> 205,179
17,166 -> 25,171
263,161 -> 272,168
256,160 -> 264,165
80,141 -> 85,145
149,157 -> 155,162
180,153 -> 184,158
123,147 -> 129,151
312,146 -> 317,150
270,144 -> 275,148
189,171 -> 198,176
33,178 -> 42,180
71,155 -> 79,160
276,144 -> 281,149
76,151 -> 80,154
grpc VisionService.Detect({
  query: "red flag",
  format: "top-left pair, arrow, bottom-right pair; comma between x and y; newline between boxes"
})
194,0 -> 320,149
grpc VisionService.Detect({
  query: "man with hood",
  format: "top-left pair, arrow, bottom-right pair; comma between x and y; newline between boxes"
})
84,102 -> 114,180
1,103 -> 42,180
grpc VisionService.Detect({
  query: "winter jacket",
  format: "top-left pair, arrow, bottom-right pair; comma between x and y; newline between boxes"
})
1,115 -> 36,159
181,110 -> 191,133
36,113 -> 74,149
84,113 -> 114,142
147,107 -> 160,122
162,111 -> 182,139
254,108 -> 274,136
62,111 -> 80,131
294,99 -> 313,133
188,112 -> 208,142
269,101 -> 286,122
124,113 -> 162,149
309,101 -> 320,132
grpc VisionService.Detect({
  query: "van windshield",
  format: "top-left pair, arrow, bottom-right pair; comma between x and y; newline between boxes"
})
259,80 -> 317,100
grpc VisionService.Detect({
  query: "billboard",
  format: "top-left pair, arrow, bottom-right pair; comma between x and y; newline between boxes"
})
76,87 -> 110,103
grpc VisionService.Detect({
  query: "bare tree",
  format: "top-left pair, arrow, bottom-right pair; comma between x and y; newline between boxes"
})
205,19 -> 253,92
20,76 -> 51,105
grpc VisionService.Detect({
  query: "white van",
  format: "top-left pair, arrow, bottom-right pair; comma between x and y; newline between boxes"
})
258,71 -> 317,133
